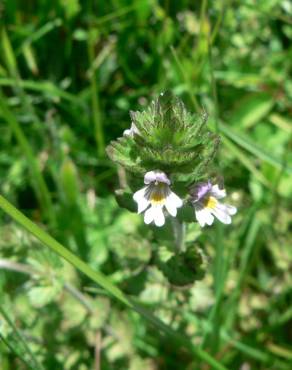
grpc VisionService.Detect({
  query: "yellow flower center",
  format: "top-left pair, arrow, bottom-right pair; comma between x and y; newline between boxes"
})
150,184 -> 167,205
204,196 -> 217,209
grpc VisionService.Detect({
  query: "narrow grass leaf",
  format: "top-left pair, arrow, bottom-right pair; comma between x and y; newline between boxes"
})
0,305 -> 44,370
0,333 -> 36,370
0,97 -> 56,226
0,194 -> 227,370
0,78 -> 81,104
222,136 -> 271,188
219,121 -> 292,174
229,93 -> 273,129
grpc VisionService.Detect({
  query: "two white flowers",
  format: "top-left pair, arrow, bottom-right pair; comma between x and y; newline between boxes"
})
133,170 -> 237,228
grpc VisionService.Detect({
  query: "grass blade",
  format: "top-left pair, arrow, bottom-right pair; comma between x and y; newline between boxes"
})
219,122 -> 292,174
0,194 -> 227,370
0,305 -> 44,370
0,333 -> 36,370
0,78 -> 81,104
222,136 -> 271,188
0,97 -> 56,226
88,30 -> 105,157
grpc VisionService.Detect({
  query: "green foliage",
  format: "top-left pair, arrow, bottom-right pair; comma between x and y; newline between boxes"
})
158,245 -> 206,287
107,92 -> 219,184
0,1 -> 292,370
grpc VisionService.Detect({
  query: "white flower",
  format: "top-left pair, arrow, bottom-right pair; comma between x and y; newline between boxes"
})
123,122 -> 140,138
191,181 -> 237,227
133,170 -> 183,227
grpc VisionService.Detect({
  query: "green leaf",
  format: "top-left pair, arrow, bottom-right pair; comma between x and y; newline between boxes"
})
229,93 -> 274,129
28,284 -> 62,308
106,137 -> 146,174
0,194 -> 227,370
114,189 -> 137,212
60,0 -> 81,19
107,93 -> 219,183
158,245 -> 206,287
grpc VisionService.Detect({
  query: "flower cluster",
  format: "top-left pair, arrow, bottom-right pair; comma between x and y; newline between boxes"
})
107,92 -> 237,229
132,170 -> 236,227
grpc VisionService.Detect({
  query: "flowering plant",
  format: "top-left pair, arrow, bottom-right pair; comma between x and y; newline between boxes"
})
107,92 -> 237,286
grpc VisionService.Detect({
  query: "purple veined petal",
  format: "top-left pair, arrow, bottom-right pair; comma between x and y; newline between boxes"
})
144,171 -> 157,184
155,172 -> 171,185
192,181 -> 237,226
215,202 -> 237,217
144,170 -> 170,185
211,184 -> 226,199
192,181 -> 212,202
211,205 -> 232,224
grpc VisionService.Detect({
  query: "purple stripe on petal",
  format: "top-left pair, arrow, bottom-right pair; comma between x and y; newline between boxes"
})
144,171 -> 157,184
192,181 -> 212,202
154,172 -> 171,185
144,171 -> 171,185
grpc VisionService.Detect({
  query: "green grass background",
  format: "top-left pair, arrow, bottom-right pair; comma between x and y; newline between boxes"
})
0,0 -> 292,369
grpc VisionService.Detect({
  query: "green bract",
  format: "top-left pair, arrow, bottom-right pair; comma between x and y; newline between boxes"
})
107,92 -> 220,186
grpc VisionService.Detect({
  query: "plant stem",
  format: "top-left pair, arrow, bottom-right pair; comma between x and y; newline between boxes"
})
172,219 -> 186,252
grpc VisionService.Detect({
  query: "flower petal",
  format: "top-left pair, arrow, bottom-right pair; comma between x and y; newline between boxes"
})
144,171 -> 157,184
137,198 -> 150,214
195,208 -> 213,227
165,191 -> 183,217
193,181 -> 212,201
226,204 -> 237,215
123,128 -> 132,137
144,171 -> 170,185
216,203 -> 237,217
211,184 -> 226,199
154,172 -> 171,185
211,205 -> 232,224
123,123 -> 139,137
205,211 -> 214,226
133,187 -> 149,214
152,206 -> 165,227
144,207 -> 154,224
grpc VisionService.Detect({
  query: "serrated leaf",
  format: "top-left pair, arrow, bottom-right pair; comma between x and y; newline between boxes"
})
106,137 -> 146,173
157,245 -> 206,287
107,93 -> 219,183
